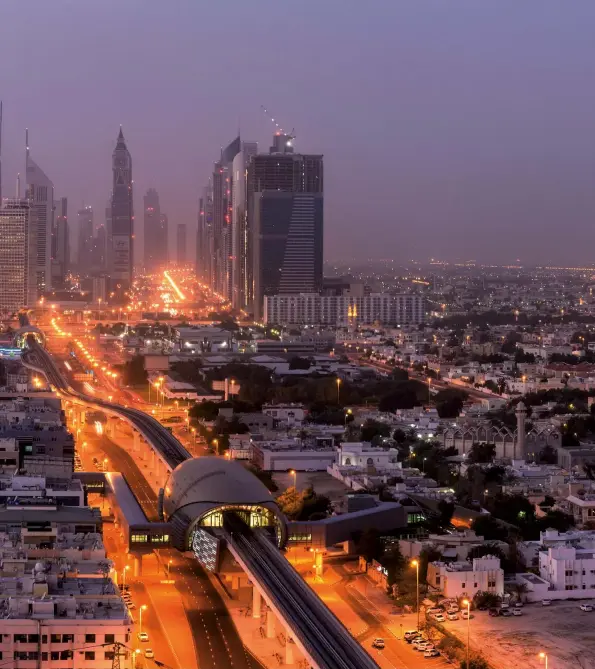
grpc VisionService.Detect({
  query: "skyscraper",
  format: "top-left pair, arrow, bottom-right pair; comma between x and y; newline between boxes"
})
196,183 -> 213,284
176,224 -> 187,265
109,127 -> 133,296
0,199 -> 32,312
248,133 -> 324,320
143,188 -> 168,272
231,141 -> 258,310
26,131 -> 54,294
51,197 -> 69,287
77,206 -> 94,272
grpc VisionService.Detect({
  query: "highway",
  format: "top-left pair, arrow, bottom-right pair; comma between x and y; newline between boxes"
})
224,513 -> 380,669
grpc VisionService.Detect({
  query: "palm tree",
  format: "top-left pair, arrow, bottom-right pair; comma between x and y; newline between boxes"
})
508,581 -> 529,603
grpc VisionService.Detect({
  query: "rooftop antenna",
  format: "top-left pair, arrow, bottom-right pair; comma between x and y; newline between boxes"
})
16,173 -> 20,199
260,105 -> 295,140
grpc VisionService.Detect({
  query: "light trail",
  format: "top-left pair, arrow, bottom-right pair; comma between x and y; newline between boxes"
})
163,270 -> 185,301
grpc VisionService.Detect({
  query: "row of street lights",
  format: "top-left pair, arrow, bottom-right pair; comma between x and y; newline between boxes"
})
410,559 -> 550,668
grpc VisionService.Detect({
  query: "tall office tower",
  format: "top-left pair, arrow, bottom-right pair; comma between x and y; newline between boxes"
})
25,131 -> 54,294
105,198 -> 112,273
94,224 -> 107,270
77,206 -> 94,272
143,188 -> 168,272
0,199 -> 32,313
109,127 -> 133,296
248,133 -> 324,320
231,141 -> 258,310
176,224 -> 187,264
196,183 -> 213,284
212,137 -> 240,300
51,197 -> 69,287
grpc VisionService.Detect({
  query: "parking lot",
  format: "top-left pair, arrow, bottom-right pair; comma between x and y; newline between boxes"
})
445,600 -> 595,669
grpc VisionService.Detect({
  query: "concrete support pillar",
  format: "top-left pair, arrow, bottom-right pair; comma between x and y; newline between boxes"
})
266,607 -> 275,638
285,635 -> 294,665
252,588 -> 261,619
133,431 -> 141,453
133,555 -> 142,578
231,575 -> 240,591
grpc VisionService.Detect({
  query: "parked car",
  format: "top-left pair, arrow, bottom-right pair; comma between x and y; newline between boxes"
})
462,610 -> 472,620
424,649 -> 441,658
427,606 -> 443,615
500,609 -> 512,617
137,632 -> 149,642
542,599 -> 552,606
489,609 -> 500,617
404,631 -> 419,641
580,604 -> 593,612
144,649 -> 155,659
434,614 -> 446,623
447,613 -> 459,621
514,602 -> 523,608
512,608 -> 523,616
447,605 -> 459,613
500,602 -> 510,609
372,638 -> 385,650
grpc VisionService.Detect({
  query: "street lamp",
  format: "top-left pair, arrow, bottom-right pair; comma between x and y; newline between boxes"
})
213,438 -> 219,456
139,604 -> 148,635
336,377 -> 342,404
132,649 -> 141,669
167,559 -> 173,579
539,652 -> 548,669
122,565 -> 130,588
423,457 -> 427,474
411,560 -> 420,630
103,458 -> 108,472
289,469 -> 297,490
463,598 -> 471,669
344,408 -> 352,427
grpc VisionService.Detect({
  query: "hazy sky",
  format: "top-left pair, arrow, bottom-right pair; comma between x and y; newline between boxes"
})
2,1 -> 595,265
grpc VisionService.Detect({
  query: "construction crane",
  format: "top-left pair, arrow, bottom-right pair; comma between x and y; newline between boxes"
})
260,105 -> 295,141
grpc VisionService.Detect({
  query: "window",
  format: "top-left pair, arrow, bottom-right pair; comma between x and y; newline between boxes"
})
51,634 -> 61,643
84,651 -> 95,661
51,653 -> 60,661
85,634 -> 96,643
13,634 -> 27,643
28,634 -> 39,643
474,583 -> 478,588
104,634 -> 115,644
62,634 -> 74,643
105,652 -> 115,661
566,570 -> 573,576
60,650 -> 73,660
566,585 -> 575,590
42,653 -> 48,662
42,635 -> 47,644
461,583 -> 466,589
488,580 -> 496,588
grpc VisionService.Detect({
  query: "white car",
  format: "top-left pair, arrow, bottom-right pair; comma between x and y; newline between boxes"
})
447,612 -> 459,620
580,604 -> 593,612
434,613 -> 446,623
137,632 -> 149,642
424,649 -> 440,658
512,608 -> 523,616
372,638 -> 385,650
542,599 -> 552,606
144,649 -> 155,659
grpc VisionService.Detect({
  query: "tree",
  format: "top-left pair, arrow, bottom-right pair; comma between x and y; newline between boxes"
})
536,510 -> 574,533
378,386 -> 419,411
121,355 -> 147,386
381,544 -> 406,586
357,528 -> 384,563
360,419 -> 391,442
470,515 -> 509,542
460,655 -> 491,669
288,356 -> 311,371
435,389 -> 468,418
467,442 -> 496,464
189,401 -> 221,422
468,543 -> 506,562
473,590 -> 501,610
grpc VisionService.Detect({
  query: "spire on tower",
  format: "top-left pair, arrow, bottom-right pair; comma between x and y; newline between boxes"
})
115,126 -> 127,150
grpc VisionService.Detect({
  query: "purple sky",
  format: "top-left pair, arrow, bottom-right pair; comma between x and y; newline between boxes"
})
2,1 -> 595,265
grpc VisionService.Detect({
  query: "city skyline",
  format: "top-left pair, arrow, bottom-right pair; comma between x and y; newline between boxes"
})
2,2 -> 595,265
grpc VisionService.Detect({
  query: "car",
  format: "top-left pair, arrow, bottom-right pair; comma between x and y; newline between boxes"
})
413,641 -> 430,651
462,610 -> 472,620
427,607 -> 443,615
512,608 -> 523,616
542,599 -> 552,606
433,614 -> 446,623
424,649 -> 441,658
580,604 -> 593,612
405,634 -> 423,644
372,638 -> 385,650
514,602 -> 523,608
447,613 -> 459,620
127,603 -> 136,610
500,609 -> 512,617
137,632 -> 149,642
500,602 -> 510,609
447,606 -> 459,613
144,650 -> 155,659
489,609 -> 500,617
404,630 -> 419,639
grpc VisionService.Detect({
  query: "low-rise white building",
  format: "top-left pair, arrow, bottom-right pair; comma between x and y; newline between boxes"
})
262,404 -> 307,427
539,545 -> 595,594
337,443 -> 400,471
566,494 -> 595,527
250,439 -> 337,471
427,556 -> 504,599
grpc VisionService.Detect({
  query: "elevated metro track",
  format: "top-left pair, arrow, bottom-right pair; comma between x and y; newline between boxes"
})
23,340 -> 380,669
21,340 -> 190,470
224,513 -> 380,669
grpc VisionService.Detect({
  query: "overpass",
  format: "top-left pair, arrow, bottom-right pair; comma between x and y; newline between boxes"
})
21,340 -> 381,669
